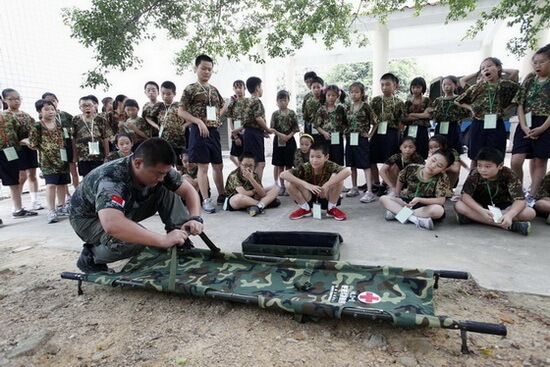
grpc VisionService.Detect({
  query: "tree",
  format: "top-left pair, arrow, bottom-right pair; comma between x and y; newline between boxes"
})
63,0 -> 549,89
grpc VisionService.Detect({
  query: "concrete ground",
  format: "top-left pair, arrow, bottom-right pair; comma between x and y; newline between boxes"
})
0,153 -> 548,296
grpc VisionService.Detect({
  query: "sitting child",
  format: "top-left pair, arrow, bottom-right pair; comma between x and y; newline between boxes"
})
179,150 -> 199,192
428,135 -> 468,201
454,148 -> 536,235
379,149 -> 455,230
294,133 -> 314,168
280,142 -> 351,221
105,133 -> 133,162
534,172 -> 550,224
223,152 -> 280,217
379,136 -> 424,196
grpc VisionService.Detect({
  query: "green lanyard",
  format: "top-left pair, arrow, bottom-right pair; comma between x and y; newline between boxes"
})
485,83 -> 499,114
527,77 -> 549,108
414,174 -> 434,198
485,182 -> 499,206
441,98 -> 454,121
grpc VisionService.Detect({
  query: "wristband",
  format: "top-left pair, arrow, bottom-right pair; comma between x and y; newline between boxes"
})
188,216 -> 203,224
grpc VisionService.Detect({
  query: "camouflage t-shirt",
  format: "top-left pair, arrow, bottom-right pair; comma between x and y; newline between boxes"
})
313,105 -> 347,133
180,82 -> 224,128
293,149 -> 309,168
535,172 -> 550,199
455,80 -> 520,120
29,121 -> 69,174
512,73 -> 550,116
56,111 -> 74,131
224,168 -> 260,195
151,102 -> 186,149
370,95 -> 406,130
398,164 -> 450,199
119,116 -> 151,143
142,101 -> 159,127
346,102 -> 377,134
104,111 -> 126,138
0,113 -> 24,150
105,150 -> 126,162
69,156 -> 183,219
2,110 -> 35,138
461,167 -> 524,207
226,98 -> 250,125
301,91 -> 314,122
405,96 -> 431,127
302,97 -> 321,125
243,97 -> 266,130
71,114 -> 110,161
384,153 -> 425,170
270,110 -> 300,134
429,96 -> 470,123
182,165 -> 198,179
289,160 -> 344,186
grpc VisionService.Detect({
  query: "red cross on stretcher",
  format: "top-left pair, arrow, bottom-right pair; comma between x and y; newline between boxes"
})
358,291 -> 381,304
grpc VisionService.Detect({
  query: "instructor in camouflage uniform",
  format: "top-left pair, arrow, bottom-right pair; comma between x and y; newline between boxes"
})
70,138 -> 203,273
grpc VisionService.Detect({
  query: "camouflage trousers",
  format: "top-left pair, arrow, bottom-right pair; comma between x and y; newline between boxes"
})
70,186 -> 189,264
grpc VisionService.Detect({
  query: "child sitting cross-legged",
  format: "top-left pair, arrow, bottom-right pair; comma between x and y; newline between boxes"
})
379,149 -> 455,230
223,152 -> 280,217
280,142 -> 351,221
533,172 -> 550,224
454,148 -> 536,235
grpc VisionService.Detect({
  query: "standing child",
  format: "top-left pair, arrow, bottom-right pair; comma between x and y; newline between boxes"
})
379,149 -> 454,231
403,77 -> 431,158
101,97 -> 113,114
379,137 -> 424,197
345,82 -> 378,203
302,77 -> 324,139
271,90 -> 300,196
455,57 -> 520,167
225,80 -> 248,167
142,81 -> 160,136
119,99 -> 150,149
281,142 -> 351,221
29,99 -> 71,224
369,73 -> 406,189
2,88 -> 43,210
105,133 -> 133,162
301,71 -> 317,134
242,76 -> 271,182
533,172 -> 550,224
454,148 -> 536,236
313,85 -> 347,166
510,44 -> 550,207
294,134 -> 314,168
178,55 -> 226,214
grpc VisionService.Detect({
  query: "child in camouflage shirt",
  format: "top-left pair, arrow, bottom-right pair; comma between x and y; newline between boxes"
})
379,137 -> 424,197
294,134 -> 314,168
302,76 -> 324,140
313,85 -> 347,166
533,172 -> 550,224
118,99 -> 150,150
225,80 -> 248,167
105,133 -> 133,162
454,148 -> 536,236
142,81 -> 160,136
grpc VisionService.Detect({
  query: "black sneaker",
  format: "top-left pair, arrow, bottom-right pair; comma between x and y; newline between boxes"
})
509,222 -> 531,236
456,213 -> 473,224
76,245 -> 109,273
265,198 -> 281,209
248,205 -> 262,217
12,209 -> 38,219
217,194 -> 227,205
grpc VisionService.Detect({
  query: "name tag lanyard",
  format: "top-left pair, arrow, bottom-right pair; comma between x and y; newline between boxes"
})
486,182 -> 499,206
486,83 -> 499,116
527,77 -> 548,111
413,175 -> 434,198
312,169 -> 326,203
83,116 -> 95,143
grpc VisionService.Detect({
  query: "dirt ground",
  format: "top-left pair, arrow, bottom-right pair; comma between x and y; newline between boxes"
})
1,243 -> 549,367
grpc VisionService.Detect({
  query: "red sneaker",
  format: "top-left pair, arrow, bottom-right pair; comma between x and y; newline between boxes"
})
326,207 -> 347,221
289,207 -> 312,220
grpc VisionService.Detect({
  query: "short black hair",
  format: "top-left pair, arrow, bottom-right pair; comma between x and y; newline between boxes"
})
410,77 -> 427,94
41,92 -> 58,101
381,73 -> 399,85
124,99 -> 139,109
35,99 -> 55,112
476,148 -> 504,165
429,135 -> 448,150
102,97 -> 113,104
233,80 -> 245,88
144,81 -> 159,91
114,132 -> 132,144
79,95 -> 95,104
161,81 -> 176,93
311,76 -> 324,86
432,149 -> 455,168
349,82 -> 365,96
133,138 -> 176,167
195,54 -> 213,67
304,71 -> 317,81
400,136 -> 417,147
310,142 -> 328,155
239,151 -> 257,162
88,95 -> 99,104
277,90 -> 290,100
535,43 -> 550,59
246,77 -> 262,94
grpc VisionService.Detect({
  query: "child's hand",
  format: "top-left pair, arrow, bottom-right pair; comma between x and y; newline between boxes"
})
481,209 -> 494,223
499,214 -> 513,229
305,183 -> 322,195
405,197 -> 421,207
323,132 -> 330,140
242,168 -> 254,181
197,121 -> 210,138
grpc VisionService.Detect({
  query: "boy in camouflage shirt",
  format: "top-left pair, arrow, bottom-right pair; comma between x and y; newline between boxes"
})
142,81 -> 160,136
225,80 -> 248,167
534,172 -> 550,224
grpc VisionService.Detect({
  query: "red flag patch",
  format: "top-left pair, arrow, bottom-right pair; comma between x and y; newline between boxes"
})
111,195 -> 125,207
357,291 -> 381,304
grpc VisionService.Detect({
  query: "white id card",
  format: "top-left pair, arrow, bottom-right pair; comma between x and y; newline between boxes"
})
223,197 -> 229,211
408,125 -> 418,138
63,128 -> 69,139
206,106 -> 216,121
331,132 -> 340,145
313,203 -> 322,220
525,112 -> 532,128
3,146 -> 18,161
158,125 -> 164,138
395,207 -> 414,224
234,120 -> 242,129
378,121 -> 388,135
484,114 -> 497,129
350,132 -> 359,146
488,205 -> 503,224
439,122 -> 449,135
278,138 -> 286,147
60,148 -> 68,162
88,141 -> 100,155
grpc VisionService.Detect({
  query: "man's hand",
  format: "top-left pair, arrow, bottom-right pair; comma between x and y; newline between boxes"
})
160,229 -> 189,248
183,220 -> 203,235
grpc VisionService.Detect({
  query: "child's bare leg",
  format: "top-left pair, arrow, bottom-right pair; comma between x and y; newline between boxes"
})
55,185 -> 65,208
534,198 -> 550,214
255,162 -> 265,183
502,206 -> 536,221
197,163 -> 210,200
212,163 -> 225,196
510,153 -> 526,186
9,185 -> 22,211
412,204 -> 444,219
370,164 -> 379,184
69,162 -> 79,188
230,155 -> 239,167
350,168 -> 358,188
46,184 -> 56,211
379,195 -> 406,214
454,200 -> 500,226
228,194 -> 258,210
530,158 -> 547,196
286,182 -> 311,205
363,168 -> 373,193
259,186 -> 280,207
327,180 -> 344,203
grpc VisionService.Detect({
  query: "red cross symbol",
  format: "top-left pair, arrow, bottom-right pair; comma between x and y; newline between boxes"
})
358,291 -> 381,304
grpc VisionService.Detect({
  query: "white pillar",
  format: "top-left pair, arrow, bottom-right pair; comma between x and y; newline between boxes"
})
372,22 -> 389,97
285,57 -> 297,110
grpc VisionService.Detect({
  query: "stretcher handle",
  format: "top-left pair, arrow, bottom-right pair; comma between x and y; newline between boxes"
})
459,321 -> 507,336
435,270 -> 469,279
199,232 -> 221,255
61,272 -> 83,280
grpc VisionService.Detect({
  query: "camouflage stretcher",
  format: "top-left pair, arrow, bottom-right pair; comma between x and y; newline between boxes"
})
61,233 -> 506,353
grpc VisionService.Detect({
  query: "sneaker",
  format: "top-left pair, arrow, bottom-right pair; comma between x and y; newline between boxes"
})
12,209 -> 38,219
289,207 -> 312,220
376,185 -> 387,197
47,210 -> 59,224
386,190 -> 397,198
509,221 -> 531,236
456,213 -> 473,224
326,207 -> 347,221
266,198 -> 281,209
360,191 -> 376,203
385,210 -> 396,221
76,245 -> 109,274
358,183 -> 369,191
248,205 -> 263,217
202,198 -> 216,214
342,186 -> 350,193
31,201 -> 44,210
278,187 -> 286,196
450,193 -> 461,202
415,217 -> 434,230
525,195 -> 536,208
346,188 -> 360,197
56,205 -> 69,216
216,194 -> 227,206
65,195 -> 72,206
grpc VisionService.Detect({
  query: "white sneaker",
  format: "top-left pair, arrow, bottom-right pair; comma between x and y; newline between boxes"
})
56,206 -> 69,216
32,201 -> 44,210
525,195 -> 536,208
360,191 -> 375,203
386,190 -> 397,198
384,210 -> 396,221
47,210 -> 58,224
415,217 -> 434,230
346,188 -> 360,197
202,198 -> 216,214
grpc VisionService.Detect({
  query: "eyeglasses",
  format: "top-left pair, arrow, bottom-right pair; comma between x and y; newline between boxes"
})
531,59 -> 548,66
240,164 -> 255,169
79,103 -> 95,108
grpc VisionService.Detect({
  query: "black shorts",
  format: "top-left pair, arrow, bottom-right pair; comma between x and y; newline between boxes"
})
272,135 -> 297,167
223,194 -> 239,211
369,128 -> 400,164
435,121 -> 463,154
65,138 -> 75,163
230,133 -> 244,157
78,160 -> 103,177
403,125 -> 429,159
0,152 -> 21,185
18,145 -> 39,170
307,195 -> 342,210
345,136 -> 370,169
243,128 -> 265,163
44,172 -> 71,185
188,125 -> 222,164
490,201 -> 514,211
316,134 -> 344,166
468,118 -> 506,160
401,197 -> 446,221
512,115 -> 550,158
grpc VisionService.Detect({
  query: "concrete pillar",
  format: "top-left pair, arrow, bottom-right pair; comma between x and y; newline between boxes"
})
372,22 -> 389,97
285,57 -> 296,110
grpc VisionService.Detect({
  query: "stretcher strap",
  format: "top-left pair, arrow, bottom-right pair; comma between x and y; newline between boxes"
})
168,247 -> 177,291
